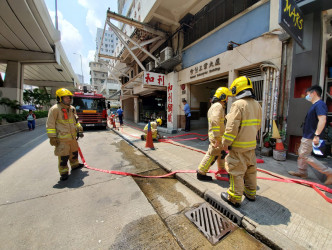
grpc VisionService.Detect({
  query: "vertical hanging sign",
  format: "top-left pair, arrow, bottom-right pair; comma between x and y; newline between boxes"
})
167,82 -> 173,124
279,0 -> 304,48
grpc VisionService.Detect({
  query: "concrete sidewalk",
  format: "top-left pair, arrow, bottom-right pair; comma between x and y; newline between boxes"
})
112,121 -> 332,250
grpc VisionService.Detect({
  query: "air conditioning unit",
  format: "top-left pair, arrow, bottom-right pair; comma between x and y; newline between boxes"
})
155,58 -> 160,68
160,47 -> 173,62
146,61 -> 155,71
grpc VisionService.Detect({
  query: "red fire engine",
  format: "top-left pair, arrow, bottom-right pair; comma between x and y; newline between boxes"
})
73,91 -> 107,129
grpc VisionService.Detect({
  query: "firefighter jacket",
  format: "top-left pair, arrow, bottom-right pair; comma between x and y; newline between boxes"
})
144,121 -> 158,138
222,97 -> 262,152
208,102 -> 225,143
46,103 -> 82,141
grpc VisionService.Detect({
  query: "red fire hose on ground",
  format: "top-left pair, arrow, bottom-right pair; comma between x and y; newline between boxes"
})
93,121 -> 332,203
78,149 -> 332,204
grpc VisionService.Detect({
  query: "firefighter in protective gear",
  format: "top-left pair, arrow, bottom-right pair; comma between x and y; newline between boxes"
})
141,118 -> 162,141
46,88 -> 84,181
220,76 -> 262,207
197,87 -> 231,181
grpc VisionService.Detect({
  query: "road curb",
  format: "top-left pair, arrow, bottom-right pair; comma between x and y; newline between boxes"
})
0,117 -> 47,139
110,127 -> 297,249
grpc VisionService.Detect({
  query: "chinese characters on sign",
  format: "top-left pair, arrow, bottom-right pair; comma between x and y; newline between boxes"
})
189,57 -> 221,79
143,71 -> 165,86
167,82 -> 173,123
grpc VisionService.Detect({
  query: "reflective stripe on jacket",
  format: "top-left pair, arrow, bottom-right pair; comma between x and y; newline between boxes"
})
144,121 -> 158,138
46,103 -> 81,141
222,97 -> 262,152
208,102 -> 225,142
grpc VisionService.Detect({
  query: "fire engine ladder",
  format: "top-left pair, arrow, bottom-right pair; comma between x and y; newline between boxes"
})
98,9 -> 167,72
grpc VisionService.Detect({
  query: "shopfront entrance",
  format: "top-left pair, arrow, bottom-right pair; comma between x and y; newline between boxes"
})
189,76 -> 228,129
139,91 -> 167,127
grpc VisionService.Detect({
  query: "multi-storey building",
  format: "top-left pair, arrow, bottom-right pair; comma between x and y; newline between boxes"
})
95,27 -> 119,62
89,27 -> 121,106
107,0 -> 332,154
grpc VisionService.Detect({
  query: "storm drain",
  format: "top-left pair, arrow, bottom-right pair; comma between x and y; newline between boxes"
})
185,203 -> 237,245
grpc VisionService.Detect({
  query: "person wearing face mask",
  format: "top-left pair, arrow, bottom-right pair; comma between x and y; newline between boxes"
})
288,85 -> 332,185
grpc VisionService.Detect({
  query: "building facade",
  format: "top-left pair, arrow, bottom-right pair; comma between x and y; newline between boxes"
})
110,0 -> 332,152
95,27 -> 119,62
89,27 -> 121,103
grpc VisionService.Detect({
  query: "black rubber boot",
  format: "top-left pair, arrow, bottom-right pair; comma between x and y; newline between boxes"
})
221,192 -> 240,208
196,170 -> 213,181
60,173 -> 68,181
71,163 -> 84,171
243,192 -> 256,202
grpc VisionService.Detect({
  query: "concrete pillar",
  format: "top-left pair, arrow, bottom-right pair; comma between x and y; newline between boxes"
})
50,87 -> 58,105
227,70 -> 238,113
166,72 -> 179,132
134,97 -> 139,123
0,61 -> 24,112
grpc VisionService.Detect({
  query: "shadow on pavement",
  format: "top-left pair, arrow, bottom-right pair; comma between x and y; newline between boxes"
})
0,126 -> 48,173
240,196 -> 291,226
53,169 -> 89,189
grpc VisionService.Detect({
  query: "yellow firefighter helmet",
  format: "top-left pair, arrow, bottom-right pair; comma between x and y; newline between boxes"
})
214,87 -> 231,101
156,118 -> 162,126
230,76 -> 253,96
56,88 -> 73,102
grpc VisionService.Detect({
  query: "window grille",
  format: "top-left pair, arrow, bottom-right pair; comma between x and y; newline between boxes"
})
183,0 -> 259,47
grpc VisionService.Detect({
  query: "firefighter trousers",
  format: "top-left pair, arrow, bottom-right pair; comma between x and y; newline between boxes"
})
198,143 -> 225,174
54,140 -> 80,176
225,149 -> 257,203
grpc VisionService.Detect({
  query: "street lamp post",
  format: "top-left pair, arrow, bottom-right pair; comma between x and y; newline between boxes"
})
74,52 -> 84,83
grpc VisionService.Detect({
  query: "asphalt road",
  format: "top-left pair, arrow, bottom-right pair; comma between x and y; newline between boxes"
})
0,127 -> 181,249
0,126 -> 268,249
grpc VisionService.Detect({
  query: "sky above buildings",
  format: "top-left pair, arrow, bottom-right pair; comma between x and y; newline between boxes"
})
44,0 -> 118,84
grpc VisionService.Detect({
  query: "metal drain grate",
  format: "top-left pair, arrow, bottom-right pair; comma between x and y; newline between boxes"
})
185,203 -> 237,245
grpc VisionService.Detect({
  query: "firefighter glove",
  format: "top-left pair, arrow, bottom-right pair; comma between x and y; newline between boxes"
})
49,137 -> 59,146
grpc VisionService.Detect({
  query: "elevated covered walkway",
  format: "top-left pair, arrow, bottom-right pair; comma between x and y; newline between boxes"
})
0,0 -> 79,105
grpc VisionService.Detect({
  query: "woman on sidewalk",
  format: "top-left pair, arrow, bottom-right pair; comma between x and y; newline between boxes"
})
27,110 -> 36,131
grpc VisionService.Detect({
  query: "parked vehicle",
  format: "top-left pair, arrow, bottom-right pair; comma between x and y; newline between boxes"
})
73,92 -> 107,129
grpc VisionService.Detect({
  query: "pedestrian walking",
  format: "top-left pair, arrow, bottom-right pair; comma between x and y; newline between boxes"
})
220,76 -> 262,207
46,88 -> 84,181
197,87 -> 231,181
27,110 -> 36,131
288,85 -> 332,185
183,99 -> 191,132
117,106 -> 124,126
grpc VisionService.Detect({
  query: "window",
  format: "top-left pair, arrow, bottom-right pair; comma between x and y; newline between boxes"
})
294,76 -> 312,98
183,0 -> 260,47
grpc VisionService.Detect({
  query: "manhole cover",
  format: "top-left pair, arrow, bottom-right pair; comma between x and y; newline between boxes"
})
185,203 -> 237,245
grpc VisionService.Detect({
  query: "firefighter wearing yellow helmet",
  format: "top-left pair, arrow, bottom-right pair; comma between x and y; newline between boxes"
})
46,88 -> 84,181
197,87 -> 231,181
220,76 -> 262,207
141,118 -> 162,141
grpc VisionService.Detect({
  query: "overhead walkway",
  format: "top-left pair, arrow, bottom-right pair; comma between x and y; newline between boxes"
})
0,0 -> 79,103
